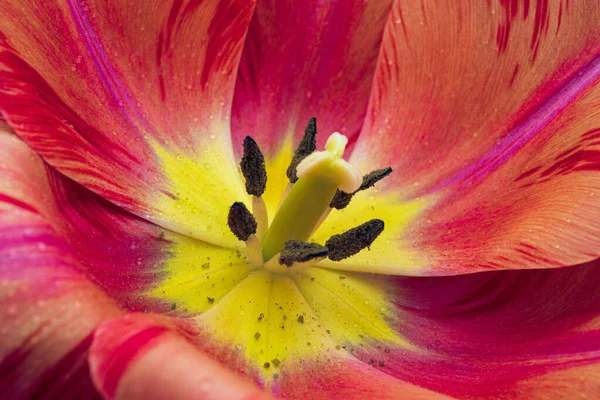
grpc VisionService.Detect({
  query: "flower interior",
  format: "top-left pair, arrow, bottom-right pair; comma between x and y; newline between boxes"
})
146,118 -> 425,383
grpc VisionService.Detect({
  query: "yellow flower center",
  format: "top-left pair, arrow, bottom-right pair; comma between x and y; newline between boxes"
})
229,122 -> 390,278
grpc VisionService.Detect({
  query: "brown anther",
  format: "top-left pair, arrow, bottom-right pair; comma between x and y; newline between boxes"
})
227,202 -> 257,241
286,118 -> 317,183
240,136 -> 267,196
325,219 -> 384,261
279,239 -> 328,267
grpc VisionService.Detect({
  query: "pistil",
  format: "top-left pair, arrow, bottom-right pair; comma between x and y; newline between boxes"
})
261,133 -> 361,261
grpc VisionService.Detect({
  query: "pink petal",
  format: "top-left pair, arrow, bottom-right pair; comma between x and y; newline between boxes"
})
353,260 -> 600,398
89,313 -> 272,400
231,0 -> 393,153
0,0 -> 255,242
351,0 -> 600,274
0,129 -> 121,397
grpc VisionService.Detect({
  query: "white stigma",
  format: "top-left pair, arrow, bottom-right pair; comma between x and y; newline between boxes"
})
296,132 -> 362,193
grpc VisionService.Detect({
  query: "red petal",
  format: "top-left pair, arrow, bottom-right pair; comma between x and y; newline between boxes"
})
0,128 -> 121,397
351,0 -> 600,274
0,1 -> 255,242
354,260 -> 600,398
231,0 -> 393,153
89,314 -> 272,400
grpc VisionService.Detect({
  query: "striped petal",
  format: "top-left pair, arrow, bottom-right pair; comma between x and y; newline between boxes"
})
0,128 -> 122,397
0,0 -> 255,247
232,0 -> 393,154
355,260 -> 600,398
89,314 -> 272,400
344,0 -> 600,274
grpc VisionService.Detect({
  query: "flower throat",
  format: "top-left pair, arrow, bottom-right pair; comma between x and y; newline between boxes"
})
227,118 -> 392,273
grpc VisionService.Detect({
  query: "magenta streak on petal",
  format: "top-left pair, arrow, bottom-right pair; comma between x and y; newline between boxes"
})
66,0 -> 155,135
0,193 -> 37,214
429,54 -> 600,193
28,334 -> 100,399
0,327 -> 101,398
99,326 -> 168,399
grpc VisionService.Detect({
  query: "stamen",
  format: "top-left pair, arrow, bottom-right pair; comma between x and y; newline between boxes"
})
252,196 -> 269,240
286,117 -> 317,183
330,167 -> 393,210
228,202 -> 263,267
227,202 -> 257,241
279,240 -> 328,267
325,219 -> 384,261
241,136 -> 267,197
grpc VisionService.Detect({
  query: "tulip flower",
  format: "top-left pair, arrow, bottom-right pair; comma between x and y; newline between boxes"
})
2,0 -> 600,399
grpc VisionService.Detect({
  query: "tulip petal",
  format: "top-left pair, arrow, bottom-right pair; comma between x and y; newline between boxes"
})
353,260 -> 600,398
0,129 -> 121,397
0,0 -> 255,247
89,313 -> 272,400
232,0 -> 393,153
348,0 -> 600,274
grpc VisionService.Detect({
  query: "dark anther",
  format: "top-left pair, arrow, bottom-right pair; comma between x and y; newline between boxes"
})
329,190 -> 353,210
240,136 -> 267,196
361,167 -> 393,190
286,117 -> 317,183
325,219 -> 384,261
279,239 -> 328,267
330,167 -> 392,209
227,202 -> 257,241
